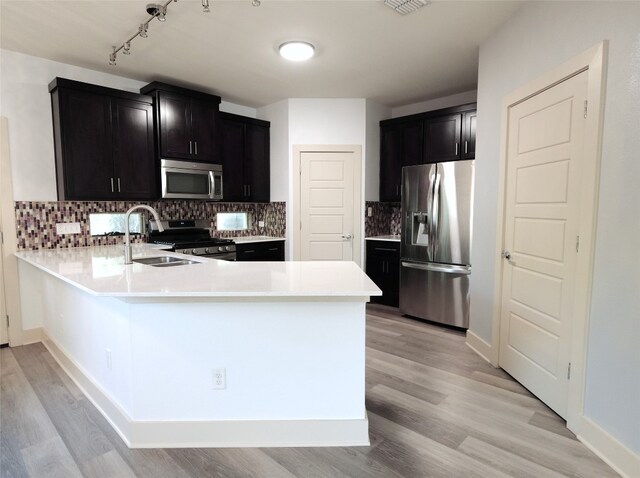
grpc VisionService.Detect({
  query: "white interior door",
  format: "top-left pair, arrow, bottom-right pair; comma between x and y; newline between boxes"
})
299,151 -> 358,261
499,71 -> 588,418
0,236 -> 7,345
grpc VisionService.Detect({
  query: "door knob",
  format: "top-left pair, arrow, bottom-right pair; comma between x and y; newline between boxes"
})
342,234 -> 353,241
502,250 -> 511,260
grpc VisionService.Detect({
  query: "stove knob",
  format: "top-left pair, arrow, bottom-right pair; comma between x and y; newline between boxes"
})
191,249 -> 197,255
225,246 -> 231,251
218,246 -> 224,252
204,248 -> 210,254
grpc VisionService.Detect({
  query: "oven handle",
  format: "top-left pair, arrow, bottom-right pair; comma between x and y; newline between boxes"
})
201,252 -> 236,261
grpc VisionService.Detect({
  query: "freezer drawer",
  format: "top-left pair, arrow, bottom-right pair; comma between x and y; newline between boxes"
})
399,261 -> 470,329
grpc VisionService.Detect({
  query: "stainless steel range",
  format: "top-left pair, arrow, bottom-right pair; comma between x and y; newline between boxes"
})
148,219 -> 236,261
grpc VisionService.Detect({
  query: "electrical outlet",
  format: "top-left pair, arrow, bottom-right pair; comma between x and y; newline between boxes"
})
367,207 -> 373,217
56,222 -> 81,235
212,368 -> 226,389
105,349 -> 112,370
258,220 -> 265,228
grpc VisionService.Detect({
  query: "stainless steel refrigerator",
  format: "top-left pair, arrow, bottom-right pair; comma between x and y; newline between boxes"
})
400,161 -> 474,328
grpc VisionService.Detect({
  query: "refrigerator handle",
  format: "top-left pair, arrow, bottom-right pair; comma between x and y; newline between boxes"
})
401,261 -> 471,275
431,165 -> 441,256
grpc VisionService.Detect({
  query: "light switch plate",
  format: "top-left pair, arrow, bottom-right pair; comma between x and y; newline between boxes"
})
258,220 -> 265,228
367,207 -> 373,217
56,222 -> 81,235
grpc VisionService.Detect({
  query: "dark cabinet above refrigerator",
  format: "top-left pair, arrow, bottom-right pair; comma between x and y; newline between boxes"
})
379,103 -> 476,202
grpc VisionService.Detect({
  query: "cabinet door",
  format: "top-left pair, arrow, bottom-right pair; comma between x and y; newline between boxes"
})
402,120 -> 423,166
462,111 -> 476,160
220,117 -> 245,202
424,113 -> 462,163
59,89 -> 114,200
385,254 -> 400,307
366,241 -> 400,306
191,100 -> 219,163
159,92 -> 192,159
380,125 -> 402,202
245,123 -> 270,202
112,99 -> 157,199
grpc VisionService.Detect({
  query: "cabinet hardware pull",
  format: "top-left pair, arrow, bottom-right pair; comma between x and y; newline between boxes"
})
396,184 -> 399,197
110,178 -> 114,193
244,250 -> 255,253
268,248 -> 278,251
117,178 -> 121,193
455,142 -> 459,156
248,185 -> 251,197
375,247 -> 397,252
189,141 -> 193,155
464,140 -> 468,154
194,141 -> 198,155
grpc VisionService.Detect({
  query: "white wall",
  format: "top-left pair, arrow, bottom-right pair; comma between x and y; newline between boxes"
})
472,1 -> 640,454
220,101 -> 256,118
391,89 -> 477,118
288,99 -> 368,264
0,50 -> 146,201
0,50 -> 255,201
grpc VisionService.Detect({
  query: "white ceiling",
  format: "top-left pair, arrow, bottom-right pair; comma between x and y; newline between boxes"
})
0,0 -> 522,108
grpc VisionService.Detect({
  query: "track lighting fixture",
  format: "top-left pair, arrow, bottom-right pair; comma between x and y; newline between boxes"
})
109,0 -> 260,66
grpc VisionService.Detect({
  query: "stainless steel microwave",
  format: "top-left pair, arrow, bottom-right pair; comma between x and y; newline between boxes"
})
160,159 -> 223,200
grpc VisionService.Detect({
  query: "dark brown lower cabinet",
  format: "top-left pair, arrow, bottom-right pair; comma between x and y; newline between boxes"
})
235,240 -> 284,261
366,240 -> 400,307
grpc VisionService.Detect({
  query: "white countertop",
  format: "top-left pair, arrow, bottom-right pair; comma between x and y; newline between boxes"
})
16,245 -> 381,299
365,235 -> 401,242
231,236 -> 286,244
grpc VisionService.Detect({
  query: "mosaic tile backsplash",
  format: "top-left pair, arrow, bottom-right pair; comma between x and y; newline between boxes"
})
365,201 -> 401,237
15,200 -> 286,250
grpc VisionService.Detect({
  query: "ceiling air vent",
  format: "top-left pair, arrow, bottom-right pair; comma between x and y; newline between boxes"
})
384,0 -> 430,15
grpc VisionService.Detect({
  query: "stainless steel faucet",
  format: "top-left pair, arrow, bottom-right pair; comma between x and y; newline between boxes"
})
124,205 -> 164,265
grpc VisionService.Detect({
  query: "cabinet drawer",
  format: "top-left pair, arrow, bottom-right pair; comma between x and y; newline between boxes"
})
236,241 -> 284,262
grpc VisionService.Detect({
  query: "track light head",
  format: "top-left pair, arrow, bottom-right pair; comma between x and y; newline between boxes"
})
139,23 -> 148,38
202,0 -> 210,13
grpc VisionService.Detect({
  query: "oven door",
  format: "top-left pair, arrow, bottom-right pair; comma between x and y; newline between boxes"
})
161,159 -> 222,200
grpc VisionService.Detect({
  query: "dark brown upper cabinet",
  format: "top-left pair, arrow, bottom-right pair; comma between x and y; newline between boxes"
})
379,103 -> 476,202
49,78 -> 156,201
379,119 -> 424,202
462,110 -> 477,160
140,82 -> 221,163
423,113 -> 462,163
219,112 -> 270,203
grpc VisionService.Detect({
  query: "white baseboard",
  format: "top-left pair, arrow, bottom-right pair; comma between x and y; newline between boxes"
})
577,416 -> 640,478
21,327 -> 42,345
465,330 -> 497,366
42,330 -> 370,448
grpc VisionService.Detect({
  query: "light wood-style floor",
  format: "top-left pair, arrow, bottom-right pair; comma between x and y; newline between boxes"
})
1,304 -> 618,478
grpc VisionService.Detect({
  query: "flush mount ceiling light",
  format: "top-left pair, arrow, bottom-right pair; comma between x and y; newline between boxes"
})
384,0 -> 431,15
279,41 -> 315,62
108,0 -> 260,66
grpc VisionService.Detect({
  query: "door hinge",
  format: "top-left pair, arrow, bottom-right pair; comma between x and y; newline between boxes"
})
5,315 -> 9,329
576,235 -> 580,253
0,230 -> 3,245
300,221 -> 302,231
583,100 -> 588,119
567,362 -> 571,380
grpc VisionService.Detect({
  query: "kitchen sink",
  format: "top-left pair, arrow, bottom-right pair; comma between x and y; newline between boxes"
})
132,256 -> 200,267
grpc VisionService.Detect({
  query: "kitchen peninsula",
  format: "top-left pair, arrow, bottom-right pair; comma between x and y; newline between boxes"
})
15,245 -> 380,448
